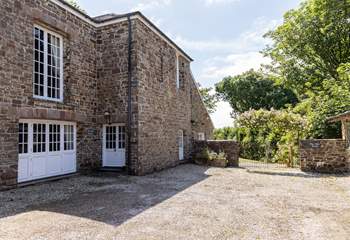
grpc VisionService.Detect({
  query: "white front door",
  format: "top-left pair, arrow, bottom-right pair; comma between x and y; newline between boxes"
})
18,120 -> 77,183
103,124 -> 126,167
178,130 -> 184,161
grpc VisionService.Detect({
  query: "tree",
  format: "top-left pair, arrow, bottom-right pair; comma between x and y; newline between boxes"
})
198,86 -> 219,114
237,109 -> 306,164
213,127 -> 237,140
305,63 -> 350,138
263,0 -> 350,139
263,0 -> 350,97
65,0 -> 86,13
215,69 -> 298,114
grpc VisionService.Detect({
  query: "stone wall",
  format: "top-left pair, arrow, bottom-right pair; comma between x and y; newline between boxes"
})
95,20 -> 140,174
299,139 -> 350,173
134,19 -> 193,175
0,0 -> 100,187
193,140 -> 240,167
0,0 -> 215,187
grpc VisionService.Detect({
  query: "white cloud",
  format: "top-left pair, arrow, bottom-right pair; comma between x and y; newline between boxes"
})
130,0 -> 172,12
201,51 -> 271,128
199,51 -> 271,81
179,17 -> 280,128
178,18 -> 278,85
148,16 -> 164,27
203,0 -> 240,6
211,101 -> 234,128
172,17 -> 279,53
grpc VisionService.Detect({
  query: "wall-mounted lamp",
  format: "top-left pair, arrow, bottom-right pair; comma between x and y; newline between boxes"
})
104,111 -> 111,124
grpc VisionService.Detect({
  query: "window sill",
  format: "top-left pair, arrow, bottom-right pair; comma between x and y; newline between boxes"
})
33,96 -> 64,104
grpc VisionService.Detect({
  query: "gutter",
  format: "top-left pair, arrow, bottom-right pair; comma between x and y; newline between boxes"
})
127,16 -> 133,174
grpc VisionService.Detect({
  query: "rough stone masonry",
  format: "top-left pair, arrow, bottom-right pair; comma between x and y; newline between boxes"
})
299,139 -> 350,173
0,0 -> 214,188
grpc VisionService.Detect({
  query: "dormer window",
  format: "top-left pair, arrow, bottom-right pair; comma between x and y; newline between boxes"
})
33,26 -> 63,101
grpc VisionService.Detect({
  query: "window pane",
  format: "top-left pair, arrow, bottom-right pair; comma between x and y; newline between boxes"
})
33,27 -> 63,100
64,125 -> 74,151
47,33 -> 61,100
118,126 -> 126,149
33,123 -> 46,153
49,124 -> 60,152
18,123 -> 29,154
33,28 -> 45,97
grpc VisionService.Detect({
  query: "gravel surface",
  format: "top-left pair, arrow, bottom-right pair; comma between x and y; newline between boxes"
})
0,164 -> 350,240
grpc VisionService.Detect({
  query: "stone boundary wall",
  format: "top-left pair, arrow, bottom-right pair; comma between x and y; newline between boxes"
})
299,139 -> 350,173
193,140 -> 240,167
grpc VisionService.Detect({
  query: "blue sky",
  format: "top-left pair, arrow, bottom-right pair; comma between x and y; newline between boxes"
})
76,0 -> 302,128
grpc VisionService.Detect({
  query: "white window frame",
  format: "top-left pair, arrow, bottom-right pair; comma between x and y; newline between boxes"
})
176,54 -> 180,89
64,125 -> 75,151
198,132 -> 205,141
33,25 -> 64,102
18,120 -> 76,155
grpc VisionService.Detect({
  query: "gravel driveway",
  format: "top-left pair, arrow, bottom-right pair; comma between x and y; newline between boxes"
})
1,164 -> 350,240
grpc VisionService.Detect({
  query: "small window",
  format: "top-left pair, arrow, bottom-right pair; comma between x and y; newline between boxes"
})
176,55 -> 180,89
198,133 -> 205,141
33,123 -> 46,153
19,123 -> 29,154
64,125 -> 74,151
49,124 -> 60,152
33,26 -> 63,101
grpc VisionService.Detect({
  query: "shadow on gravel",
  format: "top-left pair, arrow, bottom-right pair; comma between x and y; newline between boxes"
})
0,164 -> 210,227
246,169 -> 350,178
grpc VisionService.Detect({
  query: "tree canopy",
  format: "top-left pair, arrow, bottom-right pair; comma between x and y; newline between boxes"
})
263,0 -> 350,97
263,0 -> 350,139
213,0 -> 349,162
215,69 -> 298,114
198,86 -> 219,114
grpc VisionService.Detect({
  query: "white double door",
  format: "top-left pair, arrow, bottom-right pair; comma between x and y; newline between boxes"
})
103,124 -> 126,167
18,120 -> 76,183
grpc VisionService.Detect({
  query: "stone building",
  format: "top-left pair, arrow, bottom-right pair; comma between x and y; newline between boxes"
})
299,111 -> 350,173
0,0 -> 214,188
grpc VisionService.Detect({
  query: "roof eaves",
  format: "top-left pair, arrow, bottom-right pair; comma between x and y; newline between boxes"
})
55,0 -> 94,21
327,111 -> 350,122
135,12 -> 193,62
51,2 -> 193,62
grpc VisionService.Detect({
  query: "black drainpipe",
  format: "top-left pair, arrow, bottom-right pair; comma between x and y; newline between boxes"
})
127,16 -> 133,174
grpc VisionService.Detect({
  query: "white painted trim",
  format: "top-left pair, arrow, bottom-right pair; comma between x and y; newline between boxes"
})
178,129 -> 184,161
198,132 -> 205,141
49,0 -> 192,62
50,0 -> 96,26
33,25 -> 64,102
18,119 -> 77,183
176,54 -> 180,89
102,123 -> 126,167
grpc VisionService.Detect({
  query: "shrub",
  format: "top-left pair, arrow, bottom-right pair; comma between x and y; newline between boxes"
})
194,148 -> 228,167
236,109 -> 306,163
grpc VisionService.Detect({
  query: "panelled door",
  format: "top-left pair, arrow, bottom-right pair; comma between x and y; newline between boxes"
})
18,120 -> 76,183
178,130 -> 184,161
103,124 -> 126,167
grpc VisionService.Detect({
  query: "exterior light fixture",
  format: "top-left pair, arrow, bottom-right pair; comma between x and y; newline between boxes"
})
104,111 -> 111,124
